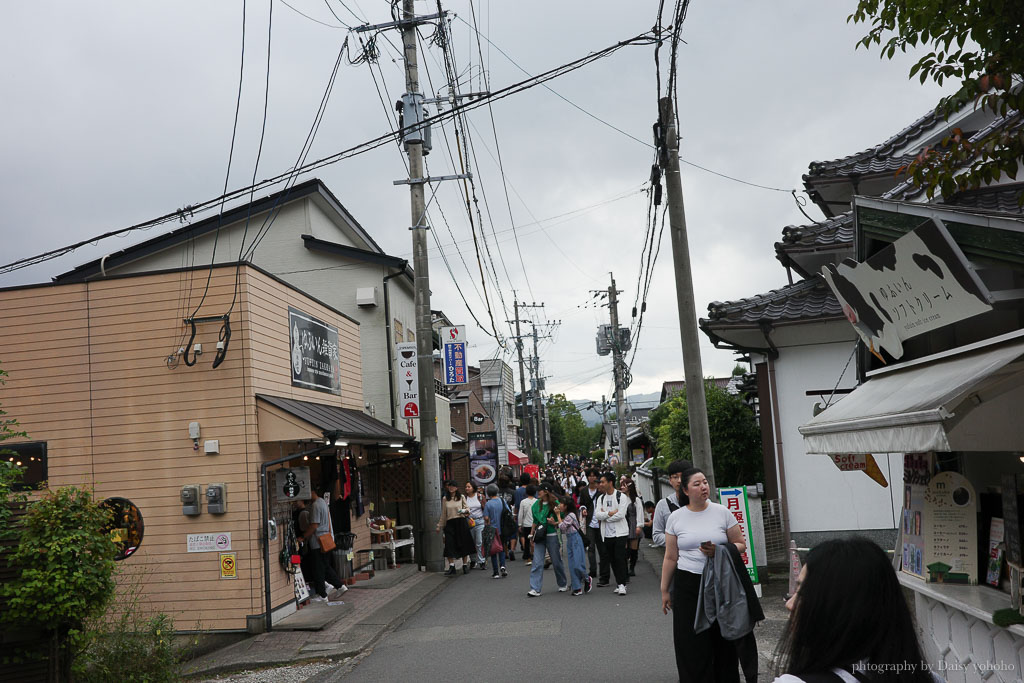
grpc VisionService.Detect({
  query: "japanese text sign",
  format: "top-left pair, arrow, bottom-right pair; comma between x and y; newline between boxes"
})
443,341 -> 468,386
719,486 -> 759,584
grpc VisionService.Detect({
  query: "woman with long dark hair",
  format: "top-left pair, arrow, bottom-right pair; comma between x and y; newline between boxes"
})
435,480 -> 476,576
772,538 -> 938,683
660,467 -> 745,682
620,479 -> 645,577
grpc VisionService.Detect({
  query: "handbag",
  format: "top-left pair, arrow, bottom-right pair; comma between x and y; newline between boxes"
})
532,525 -> 547,544
467,517 -> 476,528
489,532 -> 503,556
318,532 -> 336,553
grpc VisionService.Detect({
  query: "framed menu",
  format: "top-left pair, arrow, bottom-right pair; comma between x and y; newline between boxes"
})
924,471 -> 978,584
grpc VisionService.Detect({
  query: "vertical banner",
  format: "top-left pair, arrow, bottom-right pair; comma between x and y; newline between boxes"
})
901,453 -> 931,579
441,326 -> 467,386
468,431 -> 498,486
719,486 -> 758,584
395,342 -> 419,418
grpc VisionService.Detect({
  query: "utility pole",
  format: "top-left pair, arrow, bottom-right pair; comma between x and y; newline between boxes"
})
401,0 -> 439,570
658,97 -> 715,493
518,302 -> 546,457
512,299 -> 533,453
607,274 -> 629,467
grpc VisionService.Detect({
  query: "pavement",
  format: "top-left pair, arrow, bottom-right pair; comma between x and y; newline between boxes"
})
313,545 -> 793,682
181,564 -> 449,680
183,547 -> 792,682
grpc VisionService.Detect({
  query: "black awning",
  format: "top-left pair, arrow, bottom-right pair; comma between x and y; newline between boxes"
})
257,394 -> 412,443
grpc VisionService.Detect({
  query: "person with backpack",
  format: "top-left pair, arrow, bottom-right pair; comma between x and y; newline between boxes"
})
594,471 -> 630,595
577,468 -> 607,584
652,459 -> 691,547
482,484 -> 509,579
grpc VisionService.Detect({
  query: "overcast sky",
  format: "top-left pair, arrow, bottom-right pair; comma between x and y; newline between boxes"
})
1,1 -> 953,404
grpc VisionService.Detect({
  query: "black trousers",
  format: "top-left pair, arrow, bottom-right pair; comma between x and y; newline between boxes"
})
306,546 -> 343,598
672,569 -> 739,683
586,525 -> 606,579
601,535 -> 629,586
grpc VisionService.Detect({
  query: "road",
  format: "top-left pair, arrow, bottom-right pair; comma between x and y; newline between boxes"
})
313,546 -> 790,682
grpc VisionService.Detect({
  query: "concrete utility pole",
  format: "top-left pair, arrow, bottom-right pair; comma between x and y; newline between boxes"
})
607,274 -> 629,467
402,0 -> 441,571
512,300 -> 533,453
658,97 -> 715,493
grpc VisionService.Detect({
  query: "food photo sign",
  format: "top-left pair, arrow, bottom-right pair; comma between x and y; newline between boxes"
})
468,431 -> 498,486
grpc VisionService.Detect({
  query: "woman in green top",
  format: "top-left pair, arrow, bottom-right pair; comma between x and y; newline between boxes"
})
527,486 -> 567,596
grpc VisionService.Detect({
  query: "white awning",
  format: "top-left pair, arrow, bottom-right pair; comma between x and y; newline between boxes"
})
799,332 -> 1024,455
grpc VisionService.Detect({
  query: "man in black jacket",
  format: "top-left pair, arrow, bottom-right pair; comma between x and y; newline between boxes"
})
576,468 -> 608,586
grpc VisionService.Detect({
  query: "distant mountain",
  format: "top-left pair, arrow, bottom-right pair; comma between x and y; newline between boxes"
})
574,391 -> 662,426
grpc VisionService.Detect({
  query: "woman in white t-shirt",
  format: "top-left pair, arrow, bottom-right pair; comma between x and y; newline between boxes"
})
464,482 -> 486,570
660,467 -> 745,683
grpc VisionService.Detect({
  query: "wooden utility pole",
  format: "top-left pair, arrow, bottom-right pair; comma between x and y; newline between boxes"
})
658,97 -> 715,493
607,274 -> 629,466
401,0 -> 441,570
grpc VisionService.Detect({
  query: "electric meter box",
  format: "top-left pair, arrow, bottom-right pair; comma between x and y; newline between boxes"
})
206,483 -> 227,514
181,484 -> 201,516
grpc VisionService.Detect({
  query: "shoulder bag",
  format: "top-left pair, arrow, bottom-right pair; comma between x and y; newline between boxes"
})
317,499 -> 337,553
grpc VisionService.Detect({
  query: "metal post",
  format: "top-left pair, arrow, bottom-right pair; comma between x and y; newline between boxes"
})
514,300 -> 533,453
607,274 -> 629,467
403,0 -> 442,571
658,97 -> 715,493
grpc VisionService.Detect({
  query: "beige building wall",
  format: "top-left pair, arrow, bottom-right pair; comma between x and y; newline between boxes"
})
0,265 -> 362,631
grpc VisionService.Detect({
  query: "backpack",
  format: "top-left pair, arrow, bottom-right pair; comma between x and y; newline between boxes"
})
666,496 -> 680,513
500,500 -> 517,540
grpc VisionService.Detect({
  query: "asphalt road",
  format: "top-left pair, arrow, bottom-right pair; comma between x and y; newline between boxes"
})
319,545 -> 791,682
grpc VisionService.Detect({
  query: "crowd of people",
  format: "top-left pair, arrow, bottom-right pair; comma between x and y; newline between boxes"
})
440,456 -> 650,598
441,454 -> 944,683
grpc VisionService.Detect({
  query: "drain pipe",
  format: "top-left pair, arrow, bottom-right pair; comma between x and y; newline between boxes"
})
260,443 -> 331,633
759,322 -> 794,551
383,267 -> 407,428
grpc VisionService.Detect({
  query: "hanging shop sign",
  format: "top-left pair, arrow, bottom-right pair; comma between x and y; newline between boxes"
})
924,471 -> 978,584
187,532 -> 232,553
289,307 -> 341,395
440,326 -> 466,344
821,219 -> 992,360
274,467 -> 311,502
468,431 -> 498,486
395,342 -> 420,418
102,497 -> 144,561
828,453 -> 889,487
442,341 -> 468,386
470,412 -> 486,425
719,487 -> 759,584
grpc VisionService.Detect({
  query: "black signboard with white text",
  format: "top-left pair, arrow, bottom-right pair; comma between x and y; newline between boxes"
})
289,307 -> 341,395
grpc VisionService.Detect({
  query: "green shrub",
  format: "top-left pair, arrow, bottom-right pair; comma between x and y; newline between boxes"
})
74,612 -> 180,683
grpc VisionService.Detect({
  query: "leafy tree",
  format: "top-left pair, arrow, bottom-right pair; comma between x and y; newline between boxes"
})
0,363 -> 28,542
648,380 -> 763,486
849,1 -> 1024,198
731,363 -> 746,376
547,394 -> 599,455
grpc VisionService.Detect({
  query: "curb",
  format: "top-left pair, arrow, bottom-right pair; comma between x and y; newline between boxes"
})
182,572 -> 451,680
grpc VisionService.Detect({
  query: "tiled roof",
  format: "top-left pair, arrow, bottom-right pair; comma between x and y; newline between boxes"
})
777,212 -> 854,250
702,276 -> 842,326
883,112 -> 1024,205
945,183 -> 1024,213
804,108 -> 945,181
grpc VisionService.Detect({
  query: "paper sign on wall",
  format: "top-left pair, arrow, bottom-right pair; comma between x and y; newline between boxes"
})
220,552 -> 237,579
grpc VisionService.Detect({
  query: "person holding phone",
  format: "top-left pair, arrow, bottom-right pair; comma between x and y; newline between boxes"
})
660,467 -> 746,682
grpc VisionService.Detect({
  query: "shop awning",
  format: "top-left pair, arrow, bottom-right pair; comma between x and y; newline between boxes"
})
256,394 -> 412,444
507,449 -> 529,465
799,332 -> 1024,455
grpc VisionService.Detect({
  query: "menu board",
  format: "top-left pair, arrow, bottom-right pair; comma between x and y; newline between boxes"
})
901,453 -> 931,579
924,471 -> 978,584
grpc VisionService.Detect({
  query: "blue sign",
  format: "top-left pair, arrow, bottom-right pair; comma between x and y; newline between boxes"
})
443,342 -> 467,385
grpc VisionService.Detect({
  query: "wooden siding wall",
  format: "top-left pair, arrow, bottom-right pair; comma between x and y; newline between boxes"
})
0,266 -> 364,632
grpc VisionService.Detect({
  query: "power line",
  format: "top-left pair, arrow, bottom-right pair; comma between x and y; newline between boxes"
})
3,30 -> 658,277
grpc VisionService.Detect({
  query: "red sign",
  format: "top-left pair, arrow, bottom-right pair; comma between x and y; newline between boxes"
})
403,401 -> 419,418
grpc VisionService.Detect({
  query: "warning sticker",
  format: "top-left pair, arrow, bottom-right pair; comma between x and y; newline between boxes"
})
220,552 -> 237,579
